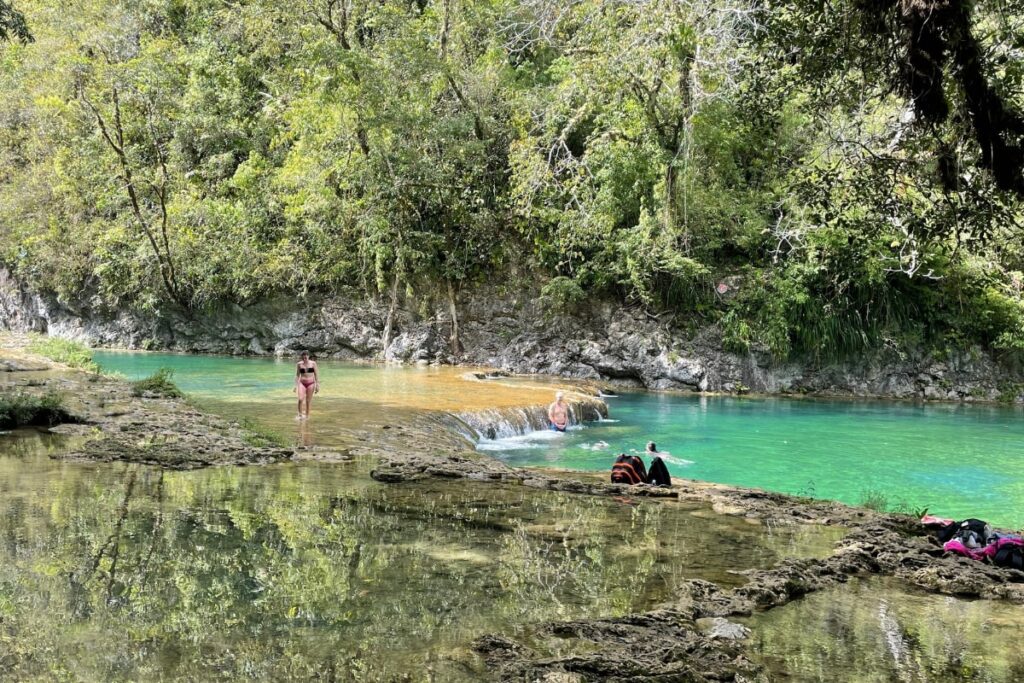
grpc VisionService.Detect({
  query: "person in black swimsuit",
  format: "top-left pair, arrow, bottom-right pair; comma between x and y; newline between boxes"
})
294,351 -> 319,419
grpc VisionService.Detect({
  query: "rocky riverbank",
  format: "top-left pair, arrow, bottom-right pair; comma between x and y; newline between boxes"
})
473,512 -> 1024,681
3,271 -> 1021,402
0,336 -> 299,468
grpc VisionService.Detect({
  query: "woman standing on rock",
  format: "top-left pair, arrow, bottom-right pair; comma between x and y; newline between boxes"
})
294,351 -> 319,419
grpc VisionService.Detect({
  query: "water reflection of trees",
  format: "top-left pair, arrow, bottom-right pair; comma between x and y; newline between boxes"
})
0,462 -> 673,679
0,456 -> 826,680
745,578 -> 1024,682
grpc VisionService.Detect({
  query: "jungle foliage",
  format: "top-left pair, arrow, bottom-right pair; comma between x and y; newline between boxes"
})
0,0 -> 1022,360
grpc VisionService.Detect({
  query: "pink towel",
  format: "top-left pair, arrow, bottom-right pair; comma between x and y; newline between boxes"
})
942,539 -> 988,561
921,514 -> 954,527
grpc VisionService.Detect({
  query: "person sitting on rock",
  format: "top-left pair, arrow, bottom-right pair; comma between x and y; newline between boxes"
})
645,441 -> 672,487
548,391 -> 570,432
610,452 -> 648,485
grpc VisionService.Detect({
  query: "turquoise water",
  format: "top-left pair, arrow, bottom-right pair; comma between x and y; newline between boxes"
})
93,351 -> 1024,528
483,392 -> 1024,528
90,350 -> 560,449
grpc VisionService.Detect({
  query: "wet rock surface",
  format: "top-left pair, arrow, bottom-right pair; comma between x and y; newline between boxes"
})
4,333 -> 1023,681
472,513 -> 1024,681
353,406 -> 1024,681
474,525 -> 1024,681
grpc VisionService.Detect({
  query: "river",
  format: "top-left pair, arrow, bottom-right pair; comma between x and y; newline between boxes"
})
93,351 -> 1024,527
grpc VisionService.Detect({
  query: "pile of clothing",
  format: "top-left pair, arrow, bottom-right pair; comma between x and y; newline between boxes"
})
609,453 -> 672,487
922,515 -> 1024,570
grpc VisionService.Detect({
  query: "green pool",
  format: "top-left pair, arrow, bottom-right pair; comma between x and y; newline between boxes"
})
93,351 -> 1024,528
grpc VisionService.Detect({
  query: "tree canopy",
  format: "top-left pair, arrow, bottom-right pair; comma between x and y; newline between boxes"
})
1,0 -> 1022,360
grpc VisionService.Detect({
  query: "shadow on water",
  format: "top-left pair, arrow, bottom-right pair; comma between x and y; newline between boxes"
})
1,431 -> 841,681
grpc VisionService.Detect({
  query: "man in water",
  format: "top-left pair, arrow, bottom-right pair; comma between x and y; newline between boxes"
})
548,391 -> 569,431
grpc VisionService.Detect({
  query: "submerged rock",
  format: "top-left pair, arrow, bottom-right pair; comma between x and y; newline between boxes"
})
697,617 -> 751,641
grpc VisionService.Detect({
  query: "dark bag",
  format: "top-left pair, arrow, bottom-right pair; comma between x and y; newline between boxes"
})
646,457 -> 672,487
990,538 -> 1024,571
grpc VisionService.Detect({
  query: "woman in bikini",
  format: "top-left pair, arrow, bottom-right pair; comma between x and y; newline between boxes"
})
294,351 -> 319,419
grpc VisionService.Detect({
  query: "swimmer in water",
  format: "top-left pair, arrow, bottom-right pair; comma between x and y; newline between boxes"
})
293,350 -> 319,419
548,391 -> 569,432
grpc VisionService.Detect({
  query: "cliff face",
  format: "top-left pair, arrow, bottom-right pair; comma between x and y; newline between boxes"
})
2,268 -> 1020,402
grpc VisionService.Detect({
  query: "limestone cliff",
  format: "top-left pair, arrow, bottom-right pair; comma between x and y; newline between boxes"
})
2,268 -> 1020,402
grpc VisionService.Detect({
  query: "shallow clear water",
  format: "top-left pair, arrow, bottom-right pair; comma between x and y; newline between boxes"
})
743,577 -> 1024,682
0,429 -> 837,681
92,350 -> 562,450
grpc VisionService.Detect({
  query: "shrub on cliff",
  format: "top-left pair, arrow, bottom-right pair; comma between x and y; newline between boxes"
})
539,277 -> 586,315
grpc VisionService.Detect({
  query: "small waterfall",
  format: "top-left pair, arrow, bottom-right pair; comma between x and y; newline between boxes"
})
449,395 -> 608,443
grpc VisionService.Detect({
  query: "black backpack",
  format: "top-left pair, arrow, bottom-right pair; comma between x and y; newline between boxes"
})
646,456 -> 672,487
991,539 -> 1024,571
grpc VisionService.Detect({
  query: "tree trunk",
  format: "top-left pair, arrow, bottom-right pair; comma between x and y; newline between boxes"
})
664,162 -> 677,230
447,280 -> 461,356
381,271 -> 400,358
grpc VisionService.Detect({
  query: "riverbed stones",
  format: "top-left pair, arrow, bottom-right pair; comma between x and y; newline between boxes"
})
696,617 -> 751,641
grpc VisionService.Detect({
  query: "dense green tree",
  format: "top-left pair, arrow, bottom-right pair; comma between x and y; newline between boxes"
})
0,0 -> 1022,360
0,0 -> 30,43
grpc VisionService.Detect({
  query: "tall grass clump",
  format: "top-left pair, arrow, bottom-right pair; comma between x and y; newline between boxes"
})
0,392 -> 74,429
26,335 -> 98,372
858,489 -> 889,512
130,368 -> 183,398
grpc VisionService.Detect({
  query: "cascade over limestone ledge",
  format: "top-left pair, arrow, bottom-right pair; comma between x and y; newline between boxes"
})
449,393 -> 609,442
1,268 -> 1020,402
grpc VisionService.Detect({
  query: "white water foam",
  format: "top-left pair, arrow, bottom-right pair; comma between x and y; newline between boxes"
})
657,453 -> 695,467
476,429 -> 566,451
